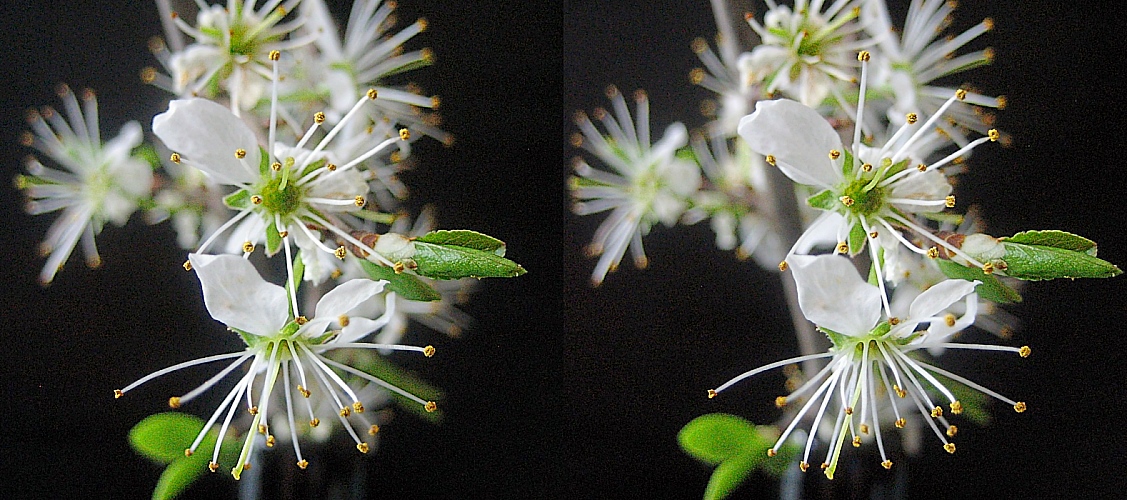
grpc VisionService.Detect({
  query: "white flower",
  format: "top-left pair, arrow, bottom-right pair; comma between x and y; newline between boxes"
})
738,54 -> 1002,312
570,86 -> 701,285
17,85 -> 152,284
688,37 -> 756,136
863,0 -> 1006,141
743,0 -> 875,107
115,253 -> 435,478
153,63 -> 410,298
161,0 -> 319,110
710,254 -> 1029,477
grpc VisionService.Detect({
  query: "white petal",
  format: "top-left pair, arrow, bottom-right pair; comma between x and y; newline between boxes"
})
314,279 -> 386,320
152,99 -> 260,186
738,99 -> 842,188
189,253 -> 289,336
790,254 -> 882,335
908,279 -> 979,321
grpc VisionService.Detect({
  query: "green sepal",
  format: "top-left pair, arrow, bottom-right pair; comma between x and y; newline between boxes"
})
929,372 -> 992,426
675,146 -> 699,165
840,148 -> 855,178
883,158 -> 911,178
379,55 -> 434,78
300,157 -> 326,178
258,146 -> 270,175
818,326 -> 849,348
134,143 -> 162,170
350,210 -> 399,225
359,260 -> 441,302
998,231 -> 1121,280
703,451 -> 758,500
416,230 -> 508,257
265,221 -> 281,256
286,251 -> 305,304
867,246 -> 885,287
935,259 -> 1023,304
129,413 -> 241,500
847,222 -> 867,257
1003,230 -> 1097,255
806,189 -> 837,211
918,211 -> 965,225
412,240 -> 526,280
223,189 -> 251,210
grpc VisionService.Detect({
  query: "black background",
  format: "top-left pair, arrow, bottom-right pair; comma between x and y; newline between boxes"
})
1,0 -> 1124,498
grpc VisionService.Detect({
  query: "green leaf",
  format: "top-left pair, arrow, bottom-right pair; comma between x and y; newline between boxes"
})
703,451 -> 758,500
152,454 -> 207,500
848,222 -> 866,257
412,241 -> 526,280
359,260 -> 441,302
1003,230 -> 1098,255
416,230 -> 508,257
806,189 -> 837,211
134,143 -> 162,170
678,414 -> 764,466
222,189 -> 250,210
265,221 -> 281,256
129,413 -> 207,464
935,259 -> 1023,304
1000,241 -> 1121,281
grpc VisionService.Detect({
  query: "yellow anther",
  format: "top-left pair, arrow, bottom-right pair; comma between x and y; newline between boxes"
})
927,247 -> 939,259
354,196 -> 366,207
852,436 -> 861,447
1014,402 -> 1027,413
271,161 -> 282,171
297,460 -> 309,469
314,112 -> 325,124
707,389 -> 717,399
996,96 -> 1008,109
944,443 -> 956,454
242,242 -> 254,253
916,163 -> 927,172
931,406 -> 943,418
947,425 -> 959,437
393,261 -> 406,274
688,68 -> 705,85
170,153 -> 181,163
114,389 -> 123,399
339,407 -> 351,417
820,463 -> 829,470
955,89 -> 967,100
327,163 -> 338,171
988,129 -> 1000,142
298,385 -> 310,398
766,448 -> 777,457
775,396 -> 787,408
895,418 -> 906,428
882,460 -> 893,469
309,418 -> 320,427
1019,346 -> 1031,358
983,17 -> 995,31
369,425 -> 380,436
858,50 -> 870,62
353,401 -> 365,413
248,406 -> 258,415
330,269 -> 343,279
266,435 -> 276,447
243,463 -> 251,471
251,195 -> 263,205
357,442 -> 370,454
425,401 -> 438,412
424,345 -> 436,357
893,385 -> 906,398
778,261 -> 788,272
889,317 -> 901,326
839,195 -> 855,207
860,424 -> 869,435
367,88 -> 378,100
268,50 -> 280,61
183,260 -> 193,271
829,149 -> 841,160
431,95 -> 441,109
982,262 -> 995,274
335,246 -> 347,259
844,406 -> 854,415
869,231 -> 878,239
168,397 -> 181,409
950,401 -> 963,415
258,424 -> 267,434
906,113 -> 918,124
945,195 -> 956,208
140,66 -> 157,84
836,242 -> 849,254
295,316 -> 307,325
184,449 -> 193,457
861,163 -> 873,172
983,47 -> 995,62
944,314 -> 956,327
235,148 -> 246,159
799,461 -> 810,472
208,462 -> 219,473
765,154 -> 776,166
399,128 -> 411,141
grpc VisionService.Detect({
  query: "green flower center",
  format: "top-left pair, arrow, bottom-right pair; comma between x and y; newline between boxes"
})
259,174 -> 305,217
840,177 -> 886,217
